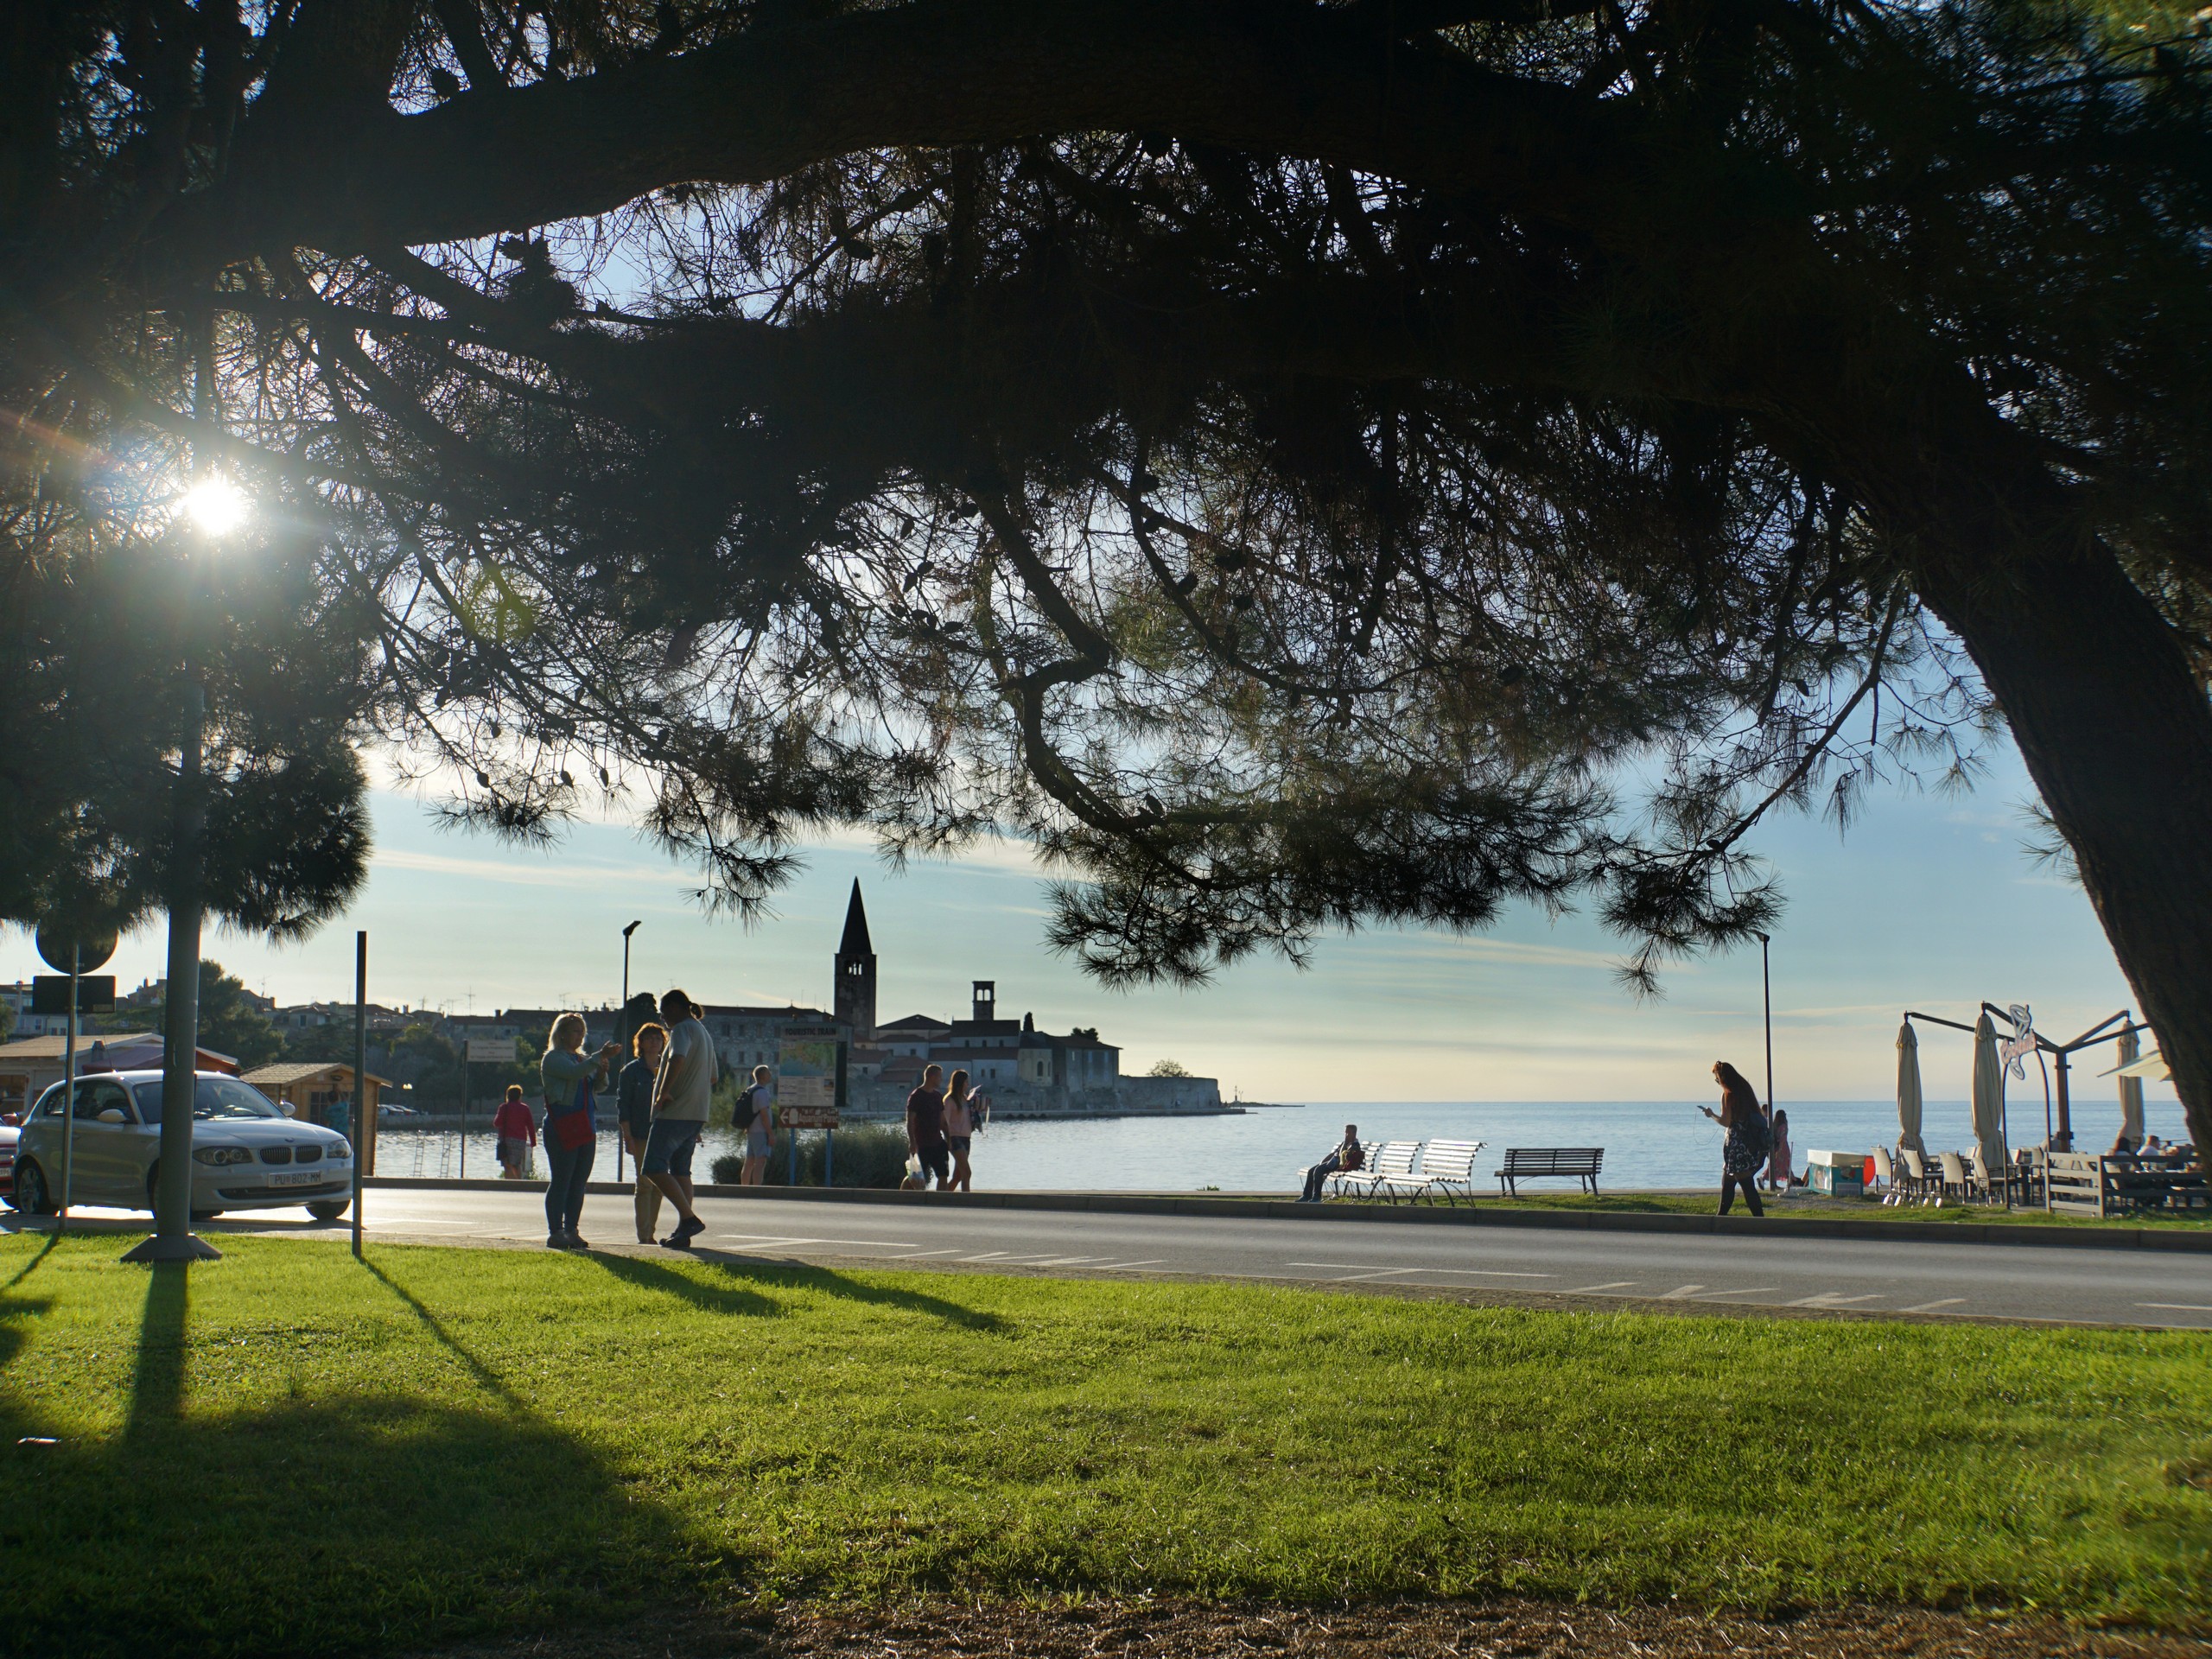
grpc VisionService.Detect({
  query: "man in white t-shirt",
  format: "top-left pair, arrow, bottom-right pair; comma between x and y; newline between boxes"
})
647,988 -> 717,1248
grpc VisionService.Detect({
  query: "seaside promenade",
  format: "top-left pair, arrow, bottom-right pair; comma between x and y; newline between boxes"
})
18,1184 -> 2208,1330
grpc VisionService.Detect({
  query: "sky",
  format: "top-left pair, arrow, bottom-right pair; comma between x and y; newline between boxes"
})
0,739 -> 2175,1113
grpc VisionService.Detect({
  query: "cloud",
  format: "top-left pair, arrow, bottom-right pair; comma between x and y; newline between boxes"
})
374,847 -> 687,890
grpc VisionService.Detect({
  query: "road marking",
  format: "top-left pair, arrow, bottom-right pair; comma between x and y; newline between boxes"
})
1788,1292 -> 1884,1307
957,1252 -> 1011,1261
1696,1287 -> 1777,1298
1568,1281 -> 1638,1293
2137,1302 -> 2212,1313
1020,1255 -> 1108,1267
1903,1298 -> 1970,1313
1080,1260 -> 1166,1271
1286,1262 -> 1554,1279
1658,1284 -> 1706,1299
715,1233 -> 920,1249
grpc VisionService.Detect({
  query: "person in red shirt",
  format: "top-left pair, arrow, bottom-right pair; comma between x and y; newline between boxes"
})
492,1084 -> 537,1179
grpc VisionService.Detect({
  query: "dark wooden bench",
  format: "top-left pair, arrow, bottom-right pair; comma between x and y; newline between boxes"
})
1496,1147 -> 1604,1198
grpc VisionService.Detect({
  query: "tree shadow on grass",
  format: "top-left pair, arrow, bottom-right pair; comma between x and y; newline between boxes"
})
2,1230 -> 60,1293
360,1255 -> 528,1405
125,1261 -> 187,1440
0,1256 -> 714,1659
595,1249 -> 1007,1333
0,1392 -> 707,1659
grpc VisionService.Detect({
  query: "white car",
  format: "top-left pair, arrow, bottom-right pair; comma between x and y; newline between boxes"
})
8,1069 -> 353,1222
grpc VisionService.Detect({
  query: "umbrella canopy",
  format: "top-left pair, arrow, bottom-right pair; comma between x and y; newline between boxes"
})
1971,1012 -> 2010,1173
2101,1048 -> 2172,1082
1896,1020 -> 1925,1153
2116,1028 -> 2146,1149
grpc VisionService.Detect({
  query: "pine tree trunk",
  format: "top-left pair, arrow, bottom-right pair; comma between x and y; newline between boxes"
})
1901,512 -> 2212,1159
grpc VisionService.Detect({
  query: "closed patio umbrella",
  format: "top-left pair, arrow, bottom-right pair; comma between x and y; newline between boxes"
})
2116,1027 -> 2145,1151
1896,1020 -> 1925,1154
1971,1012 -> 2010,1175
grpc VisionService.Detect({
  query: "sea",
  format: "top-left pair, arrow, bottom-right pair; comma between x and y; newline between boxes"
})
371,1095 -> 2194,1192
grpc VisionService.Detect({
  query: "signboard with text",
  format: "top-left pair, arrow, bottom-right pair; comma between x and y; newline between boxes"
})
31,975 -> 116,1015
465,1038 -> 512,1065
776,1024 -> 845,1128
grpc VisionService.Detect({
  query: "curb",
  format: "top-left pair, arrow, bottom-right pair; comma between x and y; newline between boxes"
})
359,1177 -> 2212,1254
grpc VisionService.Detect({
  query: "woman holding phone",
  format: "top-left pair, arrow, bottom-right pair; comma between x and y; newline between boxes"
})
1700,1060 -> 1768,1217
540,1014 -> 620,1249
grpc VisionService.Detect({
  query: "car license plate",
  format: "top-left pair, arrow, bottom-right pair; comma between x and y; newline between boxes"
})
268,1171 -> 323,1187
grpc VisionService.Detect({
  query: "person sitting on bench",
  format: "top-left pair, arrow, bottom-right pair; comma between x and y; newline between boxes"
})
1300,1125 -> 1364,1202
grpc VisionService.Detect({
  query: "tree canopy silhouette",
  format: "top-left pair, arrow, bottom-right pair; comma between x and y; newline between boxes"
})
3,0 -> 2209,1141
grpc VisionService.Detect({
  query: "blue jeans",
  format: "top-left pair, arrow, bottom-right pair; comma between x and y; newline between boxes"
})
545,1135 -> 595,1235
1301,1153 -> 1344,1201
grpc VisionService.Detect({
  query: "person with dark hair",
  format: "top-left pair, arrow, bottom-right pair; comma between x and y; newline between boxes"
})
1764,1106 -> 1795,1194
1700,1061 -> 1768,1217
942,1068 -> 980,1192
648,988 -> 715,1248
620,1021 -> 669,1242
493,1084 -> 536,1180
1298,1124 -> 1364,1202
906,1063 -> 949,1192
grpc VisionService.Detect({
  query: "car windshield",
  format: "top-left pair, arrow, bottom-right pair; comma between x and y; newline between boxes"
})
130,1078 -> 284,1122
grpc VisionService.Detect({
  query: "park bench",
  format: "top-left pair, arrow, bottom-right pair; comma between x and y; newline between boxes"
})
1400,1139 -> 1487,1205
1325,1140 -> 1419,1200
1494,1147 -> 1604,1198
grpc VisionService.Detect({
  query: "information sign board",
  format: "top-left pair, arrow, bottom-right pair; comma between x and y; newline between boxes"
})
466,1038 -> 512,1065
777,1024 -> 845,1128
31,975 -> 116,1015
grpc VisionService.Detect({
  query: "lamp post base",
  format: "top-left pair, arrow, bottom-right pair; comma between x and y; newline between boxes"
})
120,1233 -> 224,1264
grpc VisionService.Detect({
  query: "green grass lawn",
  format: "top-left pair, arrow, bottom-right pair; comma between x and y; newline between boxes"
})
1,1234 -> 2207,1657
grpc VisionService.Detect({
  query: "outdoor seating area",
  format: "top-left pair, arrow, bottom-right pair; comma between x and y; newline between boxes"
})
2047,1147 -> 2207,1218
1310,1139 -> 1489,1205
1494,1147 -> 1605,1198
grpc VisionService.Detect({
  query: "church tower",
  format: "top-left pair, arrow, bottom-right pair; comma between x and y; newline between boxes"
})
834,880 -> 877,1039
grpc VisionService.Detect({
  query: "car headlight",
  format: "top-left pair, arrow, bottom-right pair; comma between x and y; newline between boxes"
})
192,1147 -> 255,1166
326,1142 -> 350,1160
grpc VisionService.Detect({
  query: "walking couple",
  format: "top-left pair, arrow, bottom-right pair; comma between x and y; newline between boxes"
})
904,1063 -> 984,1192
538,988 -> 726,1251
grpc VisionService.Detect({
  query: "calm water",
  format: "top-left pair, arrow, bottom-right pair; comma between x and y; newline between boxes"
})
372,1095 -> 2193,1192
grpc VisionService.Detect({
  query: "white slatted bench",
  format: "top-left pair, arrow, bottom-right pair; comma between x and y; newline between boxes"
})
1495,1147 -> 1604,1198
1330,1140 -> 1420,1201
1406,1139 -> 1487,1205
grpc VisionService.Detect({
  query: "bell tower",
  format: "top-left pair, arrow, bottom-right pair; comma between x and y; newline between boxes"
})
834,880 -> 877,1038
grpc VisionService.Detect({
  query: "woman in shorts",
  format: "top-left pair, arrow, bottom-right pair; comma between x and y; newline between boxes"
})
942,1068 -> 979,1192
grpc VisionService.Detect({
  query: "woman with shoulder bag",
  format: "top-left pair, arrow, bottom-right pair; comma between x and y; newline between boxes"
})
540,1014 -> 619,1249
1699,1060 -> 1768,1217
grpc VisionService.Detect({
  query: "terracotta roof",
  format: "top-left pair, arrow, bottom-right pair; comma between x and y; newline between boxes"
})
0,1031 -> 159,1060
244,1062 -> 395,1089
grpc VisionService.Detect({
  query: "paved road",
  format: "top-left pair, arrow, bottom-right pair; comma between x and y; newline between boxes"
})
25,1185 -> 2209,1331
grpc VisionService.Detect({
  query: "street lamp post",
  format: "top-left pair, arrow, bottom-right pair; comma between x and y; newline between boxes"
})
1754,931 -> 1775,1116
124,477 -> 246,1265
617,920 -> 641,1180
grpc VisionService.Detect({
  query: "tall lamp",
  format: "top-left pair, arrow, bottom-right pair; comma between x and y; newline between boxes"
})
1753,930 -> 1775,1116
617,920 -> 641,1179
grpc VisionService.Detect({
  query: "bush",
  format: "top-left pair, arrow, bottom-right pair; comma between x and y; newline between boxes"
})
708,1122 -> 908,1189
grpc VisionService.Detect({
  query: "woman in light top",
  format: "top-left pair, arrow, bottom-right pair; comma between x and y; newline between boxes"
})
942,1068 -> 982,1192
539,1013 -> 618,1249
